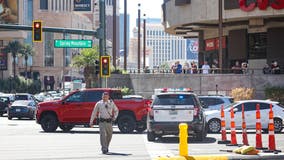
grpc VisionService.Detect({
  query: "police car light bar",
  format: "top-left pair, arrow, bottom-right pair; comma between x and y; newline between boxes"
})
154,88 -> 192,94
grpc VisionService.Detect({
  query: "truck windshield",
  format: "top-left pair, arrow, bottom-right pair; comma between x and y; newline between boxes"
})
110,90 -> 123,99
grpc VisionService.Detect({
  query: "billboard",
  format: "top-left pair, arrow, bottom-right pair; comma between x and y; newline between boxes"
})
0,0 -> 18,24
73,0 -> 92,12
186,38 -> 199,60
0,49 -> 8,70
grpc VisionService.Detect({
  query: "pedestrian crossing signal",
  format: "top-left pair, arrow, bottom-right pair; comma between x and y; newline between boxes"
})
100,56 -> 110,77
32,20 -> 42,42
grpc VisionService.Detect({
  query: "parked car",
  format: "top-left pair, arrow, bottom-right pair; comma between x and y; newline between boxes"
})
15,93 -> 37,102
36,88 -> 151,133
205,100 -> 284,133
8,100 -> 38,120
0,96 -> 12,116
198,95 -> 234,111
147,91 -> 207,141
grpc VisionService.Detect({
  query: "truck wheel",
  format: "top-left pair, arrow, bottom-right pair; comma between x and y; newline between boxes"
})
118,115 -> 136,133
40,114 -> 58,132
147,131 -> 156,141
59,124 -> 74,132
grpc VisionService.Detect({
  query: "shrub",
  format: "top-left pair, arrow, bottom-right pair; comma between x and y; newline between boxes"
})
0,76 -> 41,94
116,86 -> 133,95
230,87 -> 255,101
265,87 -> 284,104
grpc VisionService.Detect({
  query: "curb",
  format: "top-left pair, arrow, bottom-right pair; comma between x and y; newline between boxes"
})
153,154 -> 284,160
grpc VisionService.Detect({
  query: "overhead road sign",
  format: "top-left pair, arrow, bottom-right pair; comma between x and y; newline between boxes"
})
54,39 -> 93,48
74,0 -> 92,12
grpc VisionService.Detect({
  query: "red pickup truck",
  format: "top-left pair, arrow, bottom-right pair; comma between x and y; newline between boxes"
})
36,88 -> 151,133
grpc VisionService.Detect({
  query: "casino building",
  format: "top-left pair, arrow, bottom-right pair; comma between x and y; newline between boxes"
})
162,0 -> 284,70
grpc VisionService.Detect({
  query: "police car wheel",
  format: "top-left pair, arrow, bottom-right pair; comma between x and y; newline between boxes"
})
147,131 -> 156,141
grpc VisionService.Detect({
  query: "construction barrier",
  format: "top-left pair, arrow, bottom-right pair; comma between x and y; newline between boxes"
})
241,104 -> 249,146
226,107 -> 238,146
217,105 -> 230,144
263,104 -> 281,153
255,104 -> 267,150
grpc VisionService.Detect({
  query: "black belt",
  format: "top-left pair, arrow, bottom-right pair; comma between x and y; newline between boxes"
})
99,118 -> 112,123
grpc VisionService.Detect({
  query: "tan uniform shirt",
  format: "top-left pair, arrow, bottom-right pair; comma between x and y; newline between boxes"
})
90,100 -> 119,125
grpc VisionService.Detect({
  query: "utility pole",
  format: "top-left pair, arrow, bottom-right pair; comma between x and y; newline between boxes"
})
218,0 -> 223,72
99,0 -> 106,87
62,32 -> 67,95
143,14 -> 146,70
137,3 -> 141,73
113,0 -> 117,69
124,0 -> 127,71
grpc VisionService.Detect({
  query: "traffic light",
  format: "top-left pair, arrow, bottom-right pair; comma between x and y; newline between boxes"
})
95,60 -> 99,75
32,20 -> 42,42
100,56 -> 110,77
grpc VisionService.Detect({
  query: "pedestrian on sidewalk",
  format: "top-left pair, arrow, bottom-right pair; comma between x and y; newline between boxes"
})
89,92 -> 119,154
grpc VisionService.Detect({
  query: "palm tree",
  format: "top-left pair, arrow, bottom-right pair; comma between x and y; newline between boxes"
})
72,46 -> 100,88
3,41 -> 23,78
19,44 -> 34,79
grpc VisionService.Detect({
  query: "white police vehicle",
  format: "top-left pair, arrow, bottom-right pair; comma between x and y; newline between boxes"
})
147,88 -> 207,141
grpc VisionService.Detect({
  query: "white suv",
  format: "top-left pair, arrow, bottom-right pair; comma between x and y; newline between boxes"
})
147,91 -> 207,141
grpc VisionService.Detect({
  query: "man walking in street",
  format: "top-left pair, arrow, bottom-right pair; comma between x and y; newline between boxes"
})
89,92 -> 119,154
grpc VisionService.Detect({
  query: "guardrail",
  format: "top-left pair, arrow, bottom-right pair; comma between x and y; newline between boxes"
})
124,68 -> 283,75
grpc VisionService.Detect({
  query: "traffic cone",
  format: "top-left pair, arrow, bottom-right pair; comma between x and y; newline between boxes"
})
218,105 -> 230,144
242,104 -> 249,146
226,107 -> 238,146
264,104 -> 281,153
255,104 -> 267,150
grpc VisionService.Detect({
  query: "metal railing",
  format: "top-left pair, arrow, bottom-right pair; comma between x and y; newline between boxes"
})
124,67 -> 284,75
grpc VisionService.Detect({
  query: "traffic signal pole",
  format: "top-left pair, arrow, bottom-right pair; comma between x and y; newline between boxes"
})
0,24 -> 97,36
99,0 -> 107,88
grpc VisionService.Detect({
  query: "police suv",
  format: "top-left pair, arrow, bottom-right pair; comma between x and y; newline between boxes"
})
147,88 -> 207,141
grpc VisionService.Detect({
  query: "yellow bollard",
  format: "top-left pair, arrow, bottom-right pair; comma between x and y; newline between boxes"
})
179,123 -> 188,157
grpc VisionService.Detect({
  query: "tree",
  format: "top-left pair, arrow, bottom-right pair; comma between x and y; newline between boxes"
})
3,41 -> 23,78
19,44 -> 34,79
71,46 -> 100,88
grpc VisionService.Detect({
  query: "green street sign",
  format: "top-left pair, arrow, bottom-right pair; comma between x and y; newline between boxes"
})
54,39 -> 92,48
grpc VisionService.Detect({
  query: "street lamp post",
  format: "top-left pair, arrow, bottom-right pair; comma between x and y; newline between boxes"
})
218,0 -> 223,72
124,0 -> 127,71
137,3 -> 141,73
143,14 -> 146,70
113,0 -> 117,69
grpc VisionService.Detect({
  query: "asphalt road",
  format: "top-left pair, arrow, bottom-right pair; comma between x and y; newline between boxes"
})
0,116 -> 283,160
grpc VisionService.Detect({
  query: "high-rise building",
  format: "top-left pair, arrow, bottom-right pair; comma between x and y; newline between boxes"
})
119,13 -> 130,68
93,0 -> 120,61
129,18 -> 198,69
0,0 -> 92,90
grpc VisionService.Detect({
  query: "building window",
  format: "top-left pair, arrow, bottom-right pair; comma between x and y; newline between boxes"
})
248,32 -> 267,59
44,33 -> 54,67
40,0 -> 48,10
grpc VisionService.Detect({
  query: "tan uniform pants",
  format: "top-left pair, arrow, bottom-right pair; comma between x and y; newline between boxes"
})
99,122 -> 113,152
